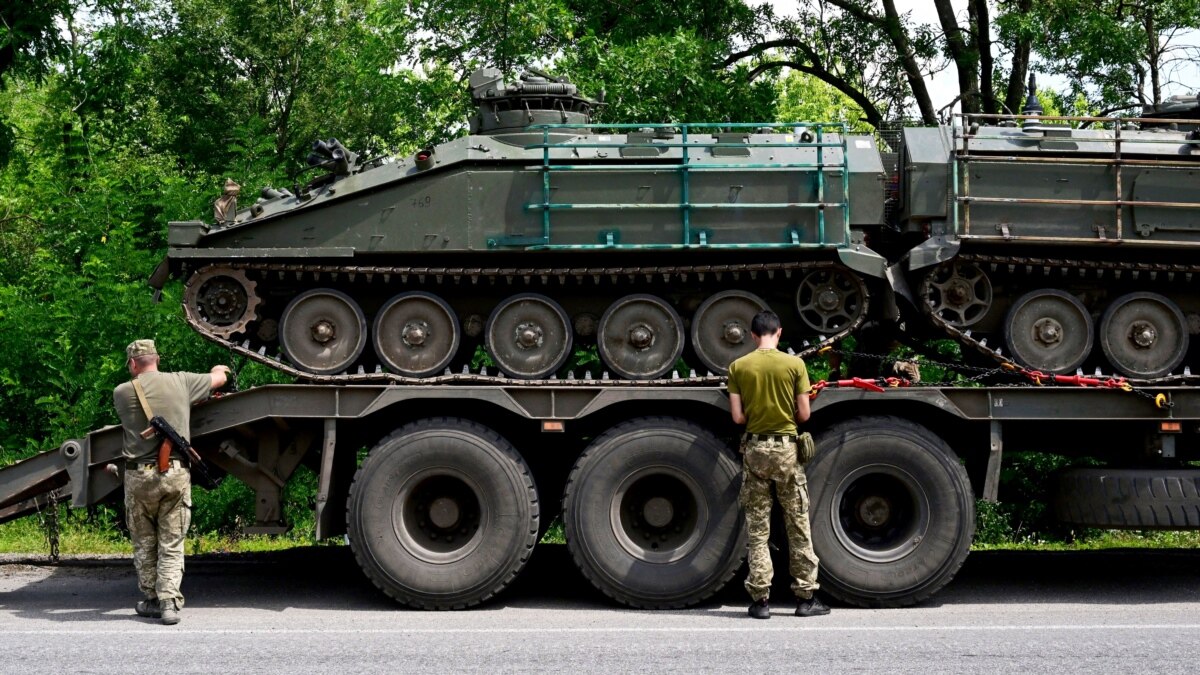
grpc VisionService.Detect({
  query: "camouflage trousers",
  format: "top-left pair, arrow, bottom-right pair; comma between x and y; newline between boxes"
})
124,464 -> 192,609
739,437 -> 820,602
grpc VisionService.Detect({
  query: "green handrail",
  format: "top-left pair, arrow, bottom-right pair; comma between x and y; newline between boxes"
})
516,122 -> 850,250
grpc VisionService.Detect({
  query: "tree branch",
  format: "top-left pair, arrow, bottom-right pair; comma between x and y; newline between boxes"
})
748,60 -> 884,128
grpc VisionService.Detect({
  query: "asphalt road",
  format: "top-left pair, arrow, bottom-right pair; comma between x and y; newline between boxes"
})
1,546 -> 1198,673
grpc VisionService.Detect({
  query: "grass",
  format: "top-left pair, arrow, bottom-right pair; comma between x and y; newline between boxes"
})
2,502 -> 1198,557
973,530 -> 1200,552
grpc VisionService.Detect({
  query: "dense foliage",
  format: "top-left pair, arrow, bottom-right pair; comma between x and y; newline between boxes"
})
0,0 -> 1195,538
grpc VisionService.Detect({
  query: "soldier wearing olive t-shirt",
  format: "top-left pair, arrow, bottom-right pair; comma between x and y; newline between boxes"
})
727,311 -> 829,620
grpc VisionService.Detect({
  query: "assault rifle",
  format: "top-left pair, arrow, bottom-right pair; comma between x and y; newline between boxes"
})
139,416 -> 217,488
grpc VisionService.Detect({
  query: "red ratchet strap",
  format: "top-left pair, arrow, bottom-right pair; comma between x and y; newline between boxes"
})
1019,370 -> 1133,391
810,377 -> 910,399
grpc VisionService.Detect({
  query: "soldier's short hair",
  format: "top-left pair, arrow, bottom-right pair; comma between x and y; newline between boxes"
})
750,311 -> 781,337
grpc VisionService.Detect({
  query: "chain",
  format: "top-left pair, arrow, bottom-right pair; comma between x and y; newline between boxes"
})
817,345 -> 1017,386
38,491 -> 61,563
916,253 -> 1191,406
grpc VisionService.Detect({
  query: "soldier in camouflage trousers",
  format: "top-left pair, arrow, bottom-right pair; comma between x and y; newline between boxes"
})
727,311 -> 830,619
113,340 -> 228,625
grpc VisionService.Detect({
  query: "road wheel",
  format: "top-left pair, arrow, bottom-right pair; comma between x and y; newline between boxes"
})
562,417 -> 745,608
1099,292 -> 1188,379
346,418 -> 538,609
279,288 -> 367,375
807,416 -> 974,607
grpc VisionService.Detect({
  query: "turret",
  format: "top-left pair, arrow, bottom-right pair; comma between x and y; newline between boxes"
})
468,68 -> 602,145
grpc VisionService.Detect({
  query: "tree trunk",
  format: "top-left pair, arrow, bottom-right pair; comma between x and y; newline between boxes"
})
933,0 -> 979,114
1144,10 -> 1162,104
880,0 -> 937,124
972,0 -> 996,115
1003,0 -> 1033,115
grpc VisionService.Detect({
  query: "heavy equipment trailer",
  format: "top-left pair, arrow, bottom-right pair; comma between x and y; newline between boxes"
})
2,380 -> 1198,610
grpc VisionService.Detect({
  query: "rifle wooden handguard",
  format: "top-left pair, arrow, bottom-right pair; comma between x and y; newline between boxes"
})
156,438 -> 174,473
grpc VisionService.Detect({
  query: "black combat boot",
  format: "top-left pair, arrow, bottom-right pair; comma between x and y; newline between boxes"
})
795,594 -> 830,617
135,598 -> 161,618
748,598 -> 770,619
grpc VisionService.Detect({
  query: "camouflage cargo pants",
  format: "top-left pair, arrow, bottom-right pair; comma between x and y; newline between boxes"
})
740,437 -> 820,602
124,464 -> 192,609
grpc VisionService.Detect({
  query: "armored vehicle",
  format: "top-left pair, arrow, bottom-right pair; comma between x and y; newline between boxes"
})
156,68 -> 886,383
158,71 -> 1200,385
898,84 -> 1200,379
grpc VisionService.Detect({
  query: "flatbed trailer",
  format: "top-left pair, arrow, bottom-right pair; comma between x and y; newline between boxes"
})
2,382 -> 1198,609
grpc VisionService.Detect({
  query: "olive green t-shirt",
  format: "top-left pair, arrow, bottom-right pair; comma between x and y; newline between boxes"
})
726,349 -> 811,435
113,371 -> 212,461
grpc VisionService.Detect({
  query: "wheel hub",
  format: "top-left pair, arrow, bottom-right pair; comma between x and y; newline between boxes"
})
945,282 -> 970,306
200,282 -> 247,321
817,288 -> 841,312
857,495 -> 891,528
642,496 -> 674,528
402,320 -> 429,347
615,471 -> 701,560
1130,320 -> 1157,348
311,319 -> 336,344
721,321 -> 746,345
628,323 -> 655,350
515,322 -> 544,349
1033,318 -> 1063,346
428,497 -> 461,529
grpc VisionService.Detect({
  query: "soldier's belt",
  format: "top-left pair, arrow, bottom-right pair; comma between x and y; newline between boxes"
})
127,458 -> 188,471
742,433 -> 797,444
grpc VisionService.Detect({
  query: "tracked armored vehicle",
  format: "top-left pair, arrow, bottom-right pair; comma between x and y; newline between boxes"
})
900,86 -> 1200,379
158,68 -> 887,382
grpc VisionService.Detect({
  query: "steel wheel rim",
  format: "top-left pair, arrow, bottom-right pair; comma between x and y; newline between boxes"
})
485,293 -> 572,379
923,261 -> 992,328
795,267 -> 867,334
391,468 -> 486,564
279,288 -> 367,375
1004,289 -> 1093,374
598,294 -> 685,379
609,466 -> 707,564
691,290 -> 768,375
1100,292 -> 1188,379
830,464 -> 930,564
373,292 -> 460,377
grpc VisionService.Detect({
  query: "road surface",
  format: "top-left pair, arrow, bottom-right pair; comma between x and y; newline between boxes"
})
1,546 -> 1197,673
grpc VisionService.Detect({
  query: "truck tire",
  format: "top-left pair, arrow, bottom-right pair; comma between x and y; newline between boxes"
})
808,416 -> 974,608
1056,469 -> 1200,527
562,417 -> 745,608
346,418 -> 539,609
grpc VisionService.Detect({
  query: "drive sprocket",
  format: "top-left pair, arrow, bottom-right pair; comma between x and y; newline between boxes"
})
183,266 -> 262,338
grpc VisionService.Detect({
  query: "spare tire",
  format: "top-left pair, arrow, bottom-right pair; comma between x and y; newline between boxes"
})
1056,469 -> 1200,528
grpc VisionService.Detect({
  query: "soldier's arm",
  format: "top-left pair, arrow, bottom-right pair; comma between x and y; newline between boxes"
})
794,392 -> 811,423
729,394 -> 747,425
795,361 -> 812,423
